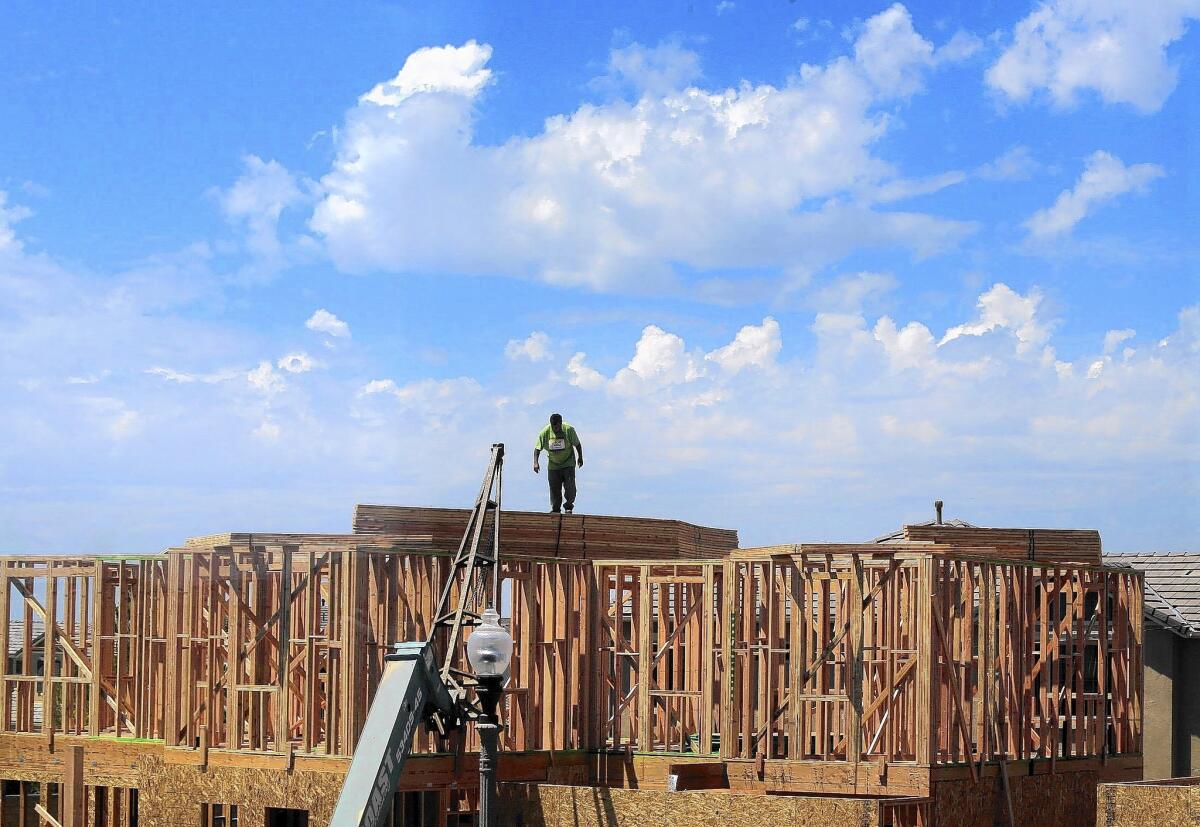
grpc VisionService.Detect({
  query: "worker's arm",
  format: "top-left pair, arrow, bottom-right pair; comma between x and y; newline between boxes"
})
574,433 -> 584,468
532,447 -> 540,474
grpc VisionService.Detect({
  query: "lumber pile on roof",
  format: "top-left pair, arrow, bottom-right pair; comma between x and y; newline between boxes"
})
353,505 -> 738,561
881,524 -> 1102,565
177,506 -> 1100,567
180,531 -> 434,552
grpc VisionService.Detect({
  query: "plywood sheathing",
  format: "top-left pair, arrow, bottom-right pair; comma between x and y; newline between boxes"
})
934,766 -> 1101,827
1096,777 -> 1200,827
498,783 -> 881,827
352,506 -> 740,560
137,753 -> 345,827
585,752 -> 931,797
0,732 -> 592,826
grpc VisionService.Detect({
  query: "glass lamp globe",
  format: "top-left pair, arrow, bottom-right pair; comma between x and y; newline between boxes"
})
466,608 -> 513,678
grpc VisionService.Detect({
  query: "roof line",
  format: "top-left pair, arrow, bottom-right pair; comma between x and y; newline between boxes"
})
1145,578 -> 1193,630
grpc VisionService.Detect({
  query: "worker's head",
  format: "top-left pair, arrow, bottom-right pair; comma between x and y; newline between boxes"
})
549,412 -> 563,434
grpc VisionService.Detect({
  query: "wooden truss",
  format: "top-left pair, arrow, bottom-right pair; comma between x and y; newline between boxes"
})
0,517 -> 1143,809
0,557 -> 166,740
592,551 -> 1141,769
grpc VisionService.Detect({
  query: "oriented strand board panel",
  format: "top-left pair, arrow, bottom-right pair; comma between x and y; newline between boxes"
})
137,754 -> 346,827
1097,778 -> 1200,827
933,769 -> 1101,827
498,783 -> 880,827
353,505 -> 739,560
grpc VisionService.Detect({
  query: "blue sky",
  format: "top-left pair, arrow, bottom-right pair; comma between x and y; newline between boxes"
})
1,1 -> 1197,553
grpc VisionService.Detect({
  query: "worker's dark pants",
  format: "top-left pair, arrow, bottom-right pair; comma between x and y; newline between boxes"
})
548,466 -> 576,513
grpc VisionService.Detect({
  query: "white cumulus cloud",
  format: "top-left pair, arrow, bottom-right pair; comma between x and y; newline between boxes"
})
853,3 -> 979,98
505,331 -> 552,362
987,0 -> 1200,113
611,326 -> 704,395
247,361 -> 286,395
566,353 -> 607,390
361,40 -> 494,106
940,283 -> 1050,355
309,8 -> 976,294
1024,150 -> 1163,238
1103,328 -> 1136,354
0,191 -> 33,253
705,317 -> 781,373
874,316 -> 938,371
219,155 -> 305,268
306,308 -> 350,338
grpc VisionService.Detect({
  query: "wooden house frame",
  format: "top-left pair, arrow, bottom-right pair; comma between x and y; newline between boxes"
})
0,508 -> 1142,827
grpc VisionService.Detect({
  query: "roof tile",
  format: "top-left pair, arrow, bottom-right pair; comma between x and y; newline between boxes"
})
1104,552 -> 1200,638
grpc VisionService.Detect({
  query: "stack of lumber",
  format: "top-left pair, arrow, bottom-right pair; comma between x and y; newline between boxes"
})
898,524 -> 1101,565
352,505 -> 738,561
733,542 -> 942,559
180,532 -> 434,552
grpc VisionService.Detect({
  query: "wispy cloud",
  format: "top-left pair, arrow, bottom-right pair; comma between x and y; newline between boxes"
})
977,145 -> 1043,181
1024,150 -> 1163,239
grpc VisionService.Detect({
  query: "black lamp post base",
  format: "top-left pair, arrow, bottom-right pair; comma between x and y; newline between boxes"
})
476,675 -> 505,827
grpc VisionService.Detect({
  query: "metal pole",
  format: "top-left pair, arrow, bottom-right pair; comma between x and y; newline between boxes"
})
477,676 -> 504,827
492,443 -> 503,610
478,720 -> 499,827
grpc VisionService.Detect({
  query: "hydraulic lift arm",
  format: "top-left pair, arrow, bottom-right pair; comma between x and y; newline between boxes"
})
330,444 -> 505,827
328,641 -> 454,827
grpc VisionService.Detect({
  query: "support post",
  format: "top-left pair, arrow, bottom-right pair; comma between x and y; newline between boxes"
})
277,544 -> 294,752
848,556 -> 864,769
44,574 -> 57,743
0,570 -> 9,734
637,565 -> 651,751
63,745 -> 85,826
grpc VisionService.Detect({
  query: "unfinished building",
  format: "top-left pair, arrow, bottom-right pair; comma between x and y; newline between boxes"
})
0,505 -> 1142,826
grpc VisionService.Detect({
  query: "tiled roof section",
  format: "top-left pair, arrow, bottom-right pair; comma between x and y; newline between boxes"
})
1103,552 -> 1200,638
7,618 -> 46,656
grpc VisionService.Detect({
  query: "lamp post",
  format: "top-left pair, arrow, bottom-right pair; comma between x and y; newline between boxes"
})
466,607 -> 513,827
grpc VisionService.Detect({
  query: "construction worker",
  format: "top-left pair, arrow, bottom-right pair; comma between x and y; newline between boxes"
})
533,413 -> 583,514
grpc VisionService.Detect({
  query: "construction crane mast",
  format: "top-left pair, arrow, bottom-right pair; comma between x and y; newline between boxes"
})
330,444 -> 506,827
